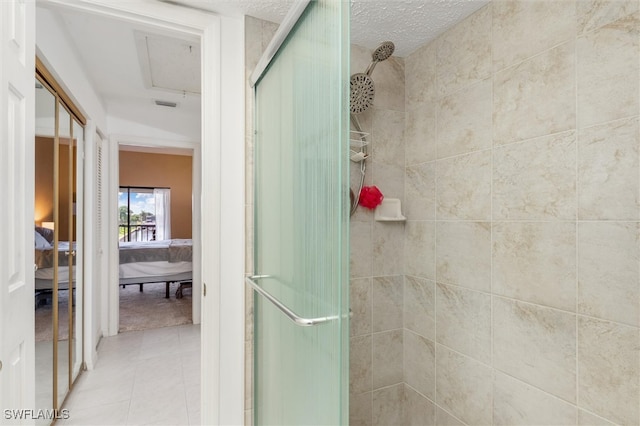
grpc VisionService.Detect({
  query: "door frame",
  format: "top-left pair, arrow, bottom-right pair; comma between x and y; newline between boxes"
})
37,1 -> 245,424
107,135 -> 202,332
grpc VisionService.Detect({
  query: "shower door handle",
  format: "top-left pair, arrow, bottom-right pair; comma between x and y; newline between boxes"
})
246,275 -> 339,327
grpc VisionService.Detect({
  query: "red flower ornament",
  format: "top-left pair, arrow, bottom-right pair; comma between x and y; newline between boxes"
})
359,185 -> 384,209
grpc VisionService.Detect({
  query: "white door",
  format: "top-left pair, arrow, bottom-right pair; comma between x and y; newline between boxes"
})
0,0 -> 36,421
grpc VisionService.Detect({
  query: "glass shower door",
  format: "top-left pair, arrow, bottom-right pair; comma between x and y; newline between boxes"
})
249,0 -> 349,424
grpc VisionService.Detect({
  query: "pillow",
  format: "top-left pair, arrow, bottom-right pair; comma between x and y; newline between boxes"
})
34,230 -> 52,250
35,226 -> 54,244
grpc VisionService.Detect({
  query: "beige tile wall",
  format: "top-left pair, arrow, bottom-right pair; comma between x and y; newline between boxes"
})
399,1 -> 640,425
247,0 -> 640,424
349,43 -> 407,426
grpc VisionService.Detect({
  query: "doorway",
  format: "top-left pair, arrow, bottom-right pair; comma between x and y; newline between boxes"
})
116,144 -> 197,333
33,1 -> 245,423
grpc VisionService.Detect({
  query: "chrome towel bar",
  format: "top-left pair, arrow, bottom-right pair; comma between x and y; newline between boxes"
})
245,275 -> 339,327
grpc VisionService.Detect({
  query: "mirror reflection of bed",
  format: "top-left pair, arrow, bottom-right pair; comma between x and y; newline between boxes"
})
118,148 -> 194,333
34,226 -> 74,414
34,69 -> 85,417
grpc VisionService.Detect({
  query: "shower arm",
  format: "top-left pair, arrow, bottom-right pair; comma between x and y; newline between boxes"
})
364,61 -> 378,77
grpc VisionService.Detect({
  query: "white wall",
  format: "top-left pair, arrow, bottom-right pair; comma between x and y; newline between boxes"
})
36,8 -> 107,133
107,98 -> 201,142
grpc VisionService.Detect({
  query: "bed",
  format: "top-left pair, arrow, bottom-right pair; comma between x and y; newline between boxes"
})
34,226 -> 193,298
118,239 -> 193,298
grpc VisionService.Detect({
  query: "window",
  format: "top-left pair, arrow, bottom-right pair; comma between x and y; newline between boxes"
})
118,186 -> 171,241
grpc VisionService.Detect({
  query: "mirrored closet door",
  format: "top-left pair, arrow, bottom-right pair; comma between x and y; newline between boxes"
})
34,58 -> 85,419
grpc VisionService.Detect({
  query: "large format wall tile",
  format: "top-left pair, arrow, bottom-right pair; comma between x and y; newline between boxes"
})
436,221 -> 491,292
493,297 -> 576,402
404,221 -> 435,280
493,371 -> 577,425
492,131 -> 576,220
372,384 -> 403,426
436,4 -> 492,97
577,0 -> 639,34
405,162 -> 435,221
437,78 -> 492,159
350,221 -> 372,278
436,284 -> 491,364
404,385 -> 435,426
349,392 -> 372,426
436,150 -> 491,220
578,222 -> 640,326
371,161 -> 405,203
493,42 -> 575,146
371,56 -> 405,113
436,408 -> 465,426
346,0 -> 640,422
405,41 -> 436,111
578,317 -> 640,425
577,12 -> 639,128
372,109 -> 406,167
403,330 -> 436,400
436,345 -> 493,425
578,409 -> 616,426
372,276 -> 403,332
404,276 -> 435,340
372,221 -> 405,276
492,222 -> 576,311
405,104 -> 436,165
372,330 -> 403,389
350,335 -> 372,395
578,116 -> 640,220
350,278 -> 372,337
492,0 -> 576,71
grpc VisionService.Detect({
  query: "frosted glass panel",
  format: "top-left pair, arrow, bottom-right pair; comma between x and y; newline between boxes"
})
253,0 -> 349,424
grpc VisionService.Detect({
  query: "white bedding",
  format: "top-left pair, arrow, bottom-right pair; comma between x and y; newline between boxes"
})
118,240 -> 171,250
35,239 -> 193,292
119,260 -> 192,278
36,261 -> 192,281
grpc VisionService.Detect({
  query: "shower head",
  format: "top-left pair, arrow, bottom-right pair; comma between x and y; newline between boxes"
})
350,73 -> 375,114
350,41 -> 395,115
365,41 -> 395,76
372,41 -> 395,62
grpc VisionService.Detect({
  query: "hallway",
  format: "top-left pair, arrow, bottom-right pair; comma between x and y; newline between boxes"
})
59,325 -> 200,425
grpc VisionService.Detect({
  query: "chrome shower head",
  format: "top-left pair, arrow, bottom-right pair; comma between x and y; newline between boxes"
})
365,41 -> 395,76
350,73 -> 375,114
350,41 -> 395,114
372,41 -> 395,62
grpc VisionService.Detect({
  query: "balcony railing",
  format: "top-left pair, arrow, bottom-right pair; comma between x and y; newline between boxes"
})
119,224 -> 156,242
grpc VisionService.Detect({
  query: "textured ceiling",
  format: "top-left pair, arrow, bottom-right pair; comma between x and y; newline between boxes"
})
169,0 -> 490,57
350,0 -> 489,57
41,0 -> 489,130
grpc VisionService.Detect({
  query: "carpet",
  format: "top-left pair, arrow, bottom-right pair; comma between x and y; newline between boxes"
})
34,282 -> 192,341
119,282 -> 192,333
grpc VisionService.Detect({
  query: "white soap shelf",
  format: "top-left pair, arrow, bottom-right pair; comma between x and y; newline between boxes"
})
374,198 -> 406,222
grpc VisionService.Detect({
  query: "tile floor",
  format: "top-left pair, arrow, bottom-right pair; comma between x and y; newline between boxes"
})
59,324 -> 201,426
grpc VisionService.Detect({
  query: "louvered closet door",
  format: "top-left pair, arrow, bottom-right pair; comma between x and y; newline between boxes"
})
249,0 -> 350,424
